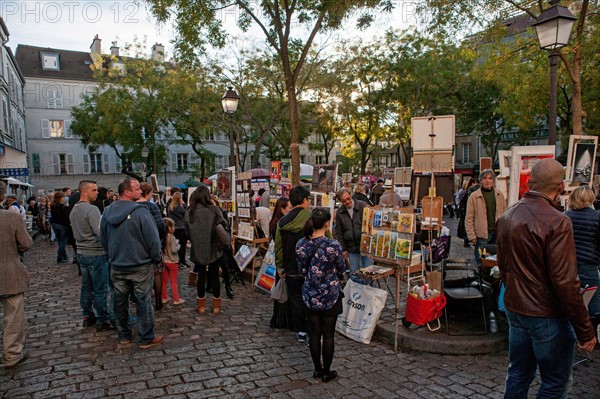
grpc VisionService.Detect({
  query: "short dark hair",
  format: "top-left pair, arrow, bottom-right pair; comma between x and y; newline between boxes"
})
289,185 -> 310,206
377,179 -> 384,183
78,180 -> 96,192
118,178 -> 138,196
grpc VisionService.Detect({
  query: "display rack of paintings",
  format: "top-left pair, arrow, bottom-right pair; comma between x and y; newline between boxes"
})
360,207 -> 416,267
311,163 -> 338,193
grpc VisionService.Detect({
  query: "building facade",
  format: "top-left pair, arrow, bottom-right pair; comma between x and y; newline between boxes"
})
0,17 -> 28,187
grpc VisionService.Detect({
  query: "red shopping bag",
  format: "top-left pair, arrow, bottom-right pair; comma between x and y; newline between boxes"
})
405,293 -> 447,328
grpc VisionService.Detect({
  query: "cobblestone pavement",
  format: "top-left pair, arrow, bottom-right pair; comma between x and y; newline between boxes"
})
1,234 -> 599,399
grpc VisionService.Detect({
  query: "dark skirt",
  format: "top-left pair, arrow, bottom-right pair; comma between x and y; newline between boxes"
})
578,264 -> 600,317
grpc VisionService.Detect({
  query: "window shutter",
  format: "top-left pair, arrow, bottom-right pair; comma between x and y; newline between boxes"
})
171,153 -> 178,172
66,153 -> 75,174
41,119 -> 50,138
64,120 -> 72,138
189,152 -> 198,172
82,154 -> 90,174
102,153 -> 110,174
52,153 -> 60,175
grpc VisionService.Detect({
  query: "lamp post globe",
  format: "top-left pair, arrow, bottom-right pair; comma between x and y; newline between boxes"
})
532,0 -> 576,148
221,86 -> 240,169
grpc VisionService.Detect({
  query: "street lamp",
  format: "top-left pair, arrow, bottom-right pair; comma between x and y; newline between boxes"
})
532,0 -> 576,147
141,145 -> 149,180
221,86 -> 240,170
162,159 -> 168,189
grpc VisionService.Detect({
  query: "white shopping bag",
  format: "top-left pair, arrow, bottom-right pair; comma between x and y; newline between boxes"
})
335,280 -> 388,344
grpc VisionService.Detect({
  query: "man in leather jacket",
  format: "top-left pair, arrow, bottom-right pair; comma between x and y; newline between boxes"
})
497,159 -> 596,398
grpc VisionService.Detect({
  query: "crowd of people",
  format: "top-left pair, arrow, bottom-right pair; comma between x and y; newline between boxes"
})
1,169 -> 599,397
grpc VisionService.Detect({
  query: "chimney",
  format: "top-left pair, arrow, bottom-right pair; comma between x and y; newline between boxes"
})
151,43 -> 164,62
110,41 -> 119,57
90,34 -> 101,56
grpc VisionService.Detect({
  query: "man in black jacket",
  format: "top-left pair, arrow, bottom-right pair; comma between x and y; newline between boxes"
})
335,188 -> 372,283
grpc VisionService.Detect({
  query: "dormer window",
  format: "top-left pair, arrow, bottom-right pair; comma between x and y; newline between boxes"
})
41,52 -> 60,71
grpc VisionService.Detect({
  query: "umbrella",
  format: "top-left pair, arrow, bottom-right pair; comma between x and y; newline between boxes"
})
185,181 -> 208,187
173,183 -> 188,190
207,173 -> 218,181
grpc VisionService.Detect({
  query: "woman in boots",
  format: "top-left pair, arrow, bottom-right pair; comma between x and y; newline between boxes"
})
185,186 -> 225,315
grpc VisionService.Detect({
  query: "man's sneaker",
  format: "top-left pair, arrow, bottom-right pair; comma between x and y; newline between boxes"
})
82,316 -> 97,327
1,351 -> 28,368
139,335 -> 164,349
296,332 -> 307,343
96,322 -> 114,332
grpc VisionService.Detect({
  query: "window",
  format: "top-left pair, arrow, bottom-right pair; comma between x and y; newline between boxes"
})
177,153 -> 189,171
41,119 -> 72,138
316,155 -> 325,164
462,143 -> 472,164
32,153 -> 41,174
83,153 -> 110,174
41,52 -> 60,71
52,153 -> 74,175
1,99 -> 8,132
47,88 -> 63,109
214,155 -> 228,170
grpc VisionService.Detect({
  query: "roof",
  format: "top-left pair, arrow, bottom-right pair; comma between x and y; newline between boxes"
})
5,46 -> 25,83
15,44 -> 96,82
0,17 -> 8,39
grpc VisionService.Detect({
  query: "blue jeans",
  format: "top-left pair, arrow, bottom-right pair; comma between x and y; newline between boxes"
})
78,254 -> 110,324
111,265 -> 155,343
504,309 -> 576,399
347,252 -> 373,284
52,223 -> 68,261
474,232 -> 496,269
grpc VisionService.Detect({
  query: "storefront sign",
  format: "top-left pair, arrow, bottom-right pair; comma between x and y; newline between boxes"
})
0,167 -> 29,177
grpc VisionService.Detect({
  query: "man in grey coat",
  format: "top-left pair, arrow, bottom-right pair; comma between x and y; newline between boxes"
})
335,188 -> 372,283
0,180 -> 33,368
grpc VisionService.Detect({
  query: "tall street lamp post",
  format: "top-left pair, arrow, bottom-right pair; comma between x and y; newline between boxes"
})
141,145 -> 149,181
532,0 -> 576,148
221,86 -> 240,170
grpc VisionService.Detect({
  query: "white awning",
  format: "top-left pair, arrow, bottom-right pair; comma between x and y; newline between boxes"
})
2,177 -> 34,187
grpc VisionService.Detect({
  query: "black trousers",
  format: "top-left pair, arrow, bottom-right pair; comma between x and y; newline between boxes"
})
286,276 -> 307,333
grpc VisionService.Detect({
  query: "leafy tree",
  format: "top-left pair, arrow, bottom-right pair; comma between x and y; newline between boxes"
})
419,0 -> 596,137
146,0 -> 394,185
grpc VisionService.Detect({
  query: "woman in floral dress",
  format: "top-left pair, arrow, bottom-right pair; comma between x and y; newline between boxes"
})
296,207 -> 345,383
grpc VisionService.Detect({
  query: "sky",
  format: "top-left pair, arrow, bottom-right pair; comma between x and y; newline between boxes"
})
0,1 -> 425,57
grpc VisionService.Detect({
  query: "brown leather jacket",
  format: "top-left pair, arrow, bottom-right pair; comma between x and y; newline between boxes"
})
497,191 -> 595,342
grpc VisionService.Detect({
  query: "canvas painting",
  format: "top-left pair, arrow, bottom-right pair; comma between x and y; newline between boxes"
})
509,145 -> 555,206
368,210 -> 374,235
374,231 -> 385,257
217,170 -> 232,200
397,213 -> 415,234
360,235 -> 372,253
519,155 -> 554,200
382,231 -> 391,259
254,263 -> 277,293
234,245 -> 259,272
311,163 -> 338,193
361,208 -> 371,234
373,210 -> 382,227
571,143 -> 595,184
395,238 -> 412,260
270,161 -> 281,181
389,232 -> 398,260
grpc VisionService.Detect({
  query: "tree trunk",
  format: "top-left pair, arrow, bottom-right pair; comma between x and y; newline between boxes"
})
572,73 -> 583,135
287,86 -> 301,185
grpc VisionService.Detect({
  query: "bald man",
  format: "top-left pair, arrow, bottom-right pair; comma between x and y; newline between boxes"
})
497,159 -> 596,398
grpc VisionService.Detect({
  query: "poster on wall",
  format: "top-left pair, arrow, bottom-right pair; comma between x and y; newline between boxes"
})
311,164 -> 338,193
508,146 -> 555,206
280,159 -> 291,181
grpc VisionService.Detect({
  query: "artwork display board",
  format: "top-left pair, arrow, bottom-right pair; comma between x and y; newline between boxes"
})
412,175 -> 454,204
394,167 -> 412,186
411,115 -> 456,151
360,207 -> 415,262
255,243 -> 277,293
565,135 -> 598,186
497,150 -> 511,177
480,157 -> 492,172
495,177 -> 509,209
421,196 -> 443,230
412,152 -> 454,173
270,161 -> 281,181
280,159 -> 291,181
383,167 -> 395,187
508,146 -> 555,206
235,171 -> 255,242
311,163 -> 338,193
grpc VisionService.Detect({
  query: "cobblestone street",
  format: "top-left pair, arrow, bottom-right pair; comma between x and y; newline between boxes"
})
1,236 -> 599,398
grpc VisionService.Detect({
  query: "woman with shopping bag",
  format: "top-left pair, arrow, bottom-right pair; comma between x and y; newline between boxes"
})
296,207 -> 346,383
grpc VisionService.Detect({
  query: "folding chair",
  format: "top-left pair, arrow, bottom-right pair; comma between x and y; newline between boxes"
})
441,259 -> 487,335
573,285 -> 598,367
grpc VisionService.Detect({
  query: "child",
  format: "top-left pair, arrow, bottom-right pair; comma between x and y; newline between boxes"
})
162,218 -> 185,305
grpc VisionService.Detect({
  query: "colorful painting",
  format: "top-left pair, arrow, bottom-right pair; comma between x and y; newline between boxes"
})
374,231 -> 385,257
382,231 -> 391,258
254,263 -> 277,293
270,161 -> 281,181
389,232 -> 398,260
234,245 -> 259,272
373,211 -> 382,227
395,238 -> 412,260
397,214 -> 415,234
361,208 -> 371,234
217,170 -> 232,200
519,155 -> 554,199
360,235 -> 372,253
311,163 -> 338,193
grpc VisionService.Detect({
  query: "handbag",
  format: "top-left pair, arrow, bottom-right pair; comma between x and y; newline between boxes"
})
405,293 -> 447,331
270,276 -> 288,303
215,223 -> 232,248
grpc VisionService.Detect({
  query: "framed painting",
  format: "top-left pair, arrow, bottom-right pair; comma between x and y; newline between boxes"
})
508,145 -> 555,206
566,135 -> 598,185
497,150 -> 511,177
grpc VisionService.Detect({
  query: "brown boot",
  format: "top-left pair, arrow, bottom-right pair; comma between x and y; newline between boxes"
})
212,297 -> 222,315
188,272 -> 197,286
196,297 -> 206,314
